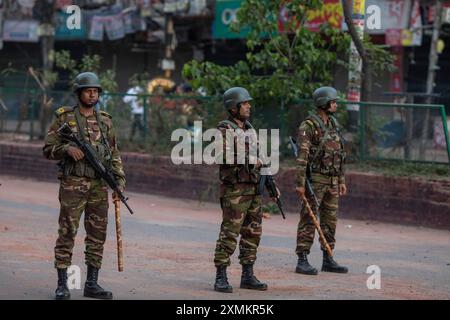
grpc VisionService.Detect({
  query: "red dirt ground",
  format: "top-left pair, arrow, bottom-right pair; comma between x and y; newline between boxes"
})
0,175 -> 449,300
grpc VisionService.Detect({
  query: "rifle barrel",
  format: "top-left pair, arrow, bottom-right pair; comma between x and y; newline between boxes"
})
277,198 -> 286,219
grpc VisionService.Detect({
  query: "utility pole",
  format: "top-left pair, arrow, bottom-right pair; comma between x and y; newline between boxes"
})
345,0 -> 366,132
419,0 -> 443,158
162,0 -> 176,79
35,0 -> 56,139
36,0 -> 56,75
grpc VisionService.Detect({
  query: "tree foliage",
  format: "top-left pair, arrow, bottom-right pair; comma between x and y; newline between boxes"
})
52,50 -> 118,92
183,0 -> 350,105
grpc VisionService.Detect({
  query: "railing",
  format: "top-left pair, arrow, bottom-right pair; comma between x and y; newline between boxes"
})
1,87 -> 448,164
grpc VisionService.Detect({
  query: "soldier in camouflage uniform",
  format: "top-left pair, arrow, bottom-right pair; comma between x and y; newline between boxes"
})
213,87 -> 280,293
43,72 -> 126,299
295,86 -> 348,275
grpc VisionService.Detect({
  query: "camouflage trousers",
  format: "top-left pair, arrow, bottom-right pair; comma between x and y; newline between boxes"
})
296,174 -> 340,255
54,175 -> 109,269
214,194 -> 263,267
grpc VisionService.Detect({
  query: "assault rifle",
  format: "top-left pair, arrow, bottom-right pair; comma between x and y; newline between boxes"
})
57,123 -> 134,215
259,174 -> 285,219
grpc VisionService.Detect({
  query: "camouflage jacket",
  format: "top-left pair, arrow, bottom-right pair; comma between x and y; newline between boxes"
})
43,106 -> 126,188
296,111 -> 345,187
217,117 -> 260,197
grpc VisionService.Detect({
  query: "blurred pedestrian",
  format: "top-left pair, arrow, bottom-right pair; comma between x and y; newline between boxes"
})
123,84 -> 145,141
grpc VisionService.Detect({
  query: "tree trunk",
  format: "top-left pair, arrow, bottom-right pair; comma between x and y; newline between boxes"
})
342,0 -> 369,100
419,0 -> 442,159
39,34 -> 55,140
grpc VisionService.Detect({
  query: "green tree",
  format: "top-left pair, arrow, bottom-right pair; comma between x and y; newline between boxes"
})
183,0 -> 350,105
183,0 -> 395,161
52,50 -> 118,92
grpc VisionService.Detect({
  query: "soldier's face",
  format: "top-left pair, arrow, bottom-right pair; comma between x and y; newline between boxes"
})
239,101 -> 251,119
79,88 -> 99,108
328,100 -> 338,113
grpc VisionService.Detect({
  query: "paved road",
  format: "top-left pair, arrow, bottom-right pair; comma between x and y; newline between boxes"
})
0,175 -> 449,300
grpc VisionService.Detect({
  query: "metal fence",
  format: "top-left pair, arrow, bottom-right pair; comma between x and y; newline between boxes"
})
0,87 -> 222,154
282,100 -> 450,164
1,87 -> 449,164
356,102 -> 450,164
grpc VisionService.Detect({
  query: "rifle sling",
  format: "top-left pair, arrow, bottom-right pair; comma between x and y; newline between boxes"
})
74,106 -> 112,160
74,106 -> 87,143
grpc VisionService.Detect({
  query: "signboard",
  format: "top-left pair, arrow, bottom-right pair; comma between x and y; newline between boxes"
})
212,0 -> 421,39
407,0 -> 423,46
2,19 -> 39,42
55,11 -> 87,40
304,0 -> 343,32
385,0 -> 422,48
89,14 -> 125,41
212,0 -> 249,39
365,0 -> 411,34
385,28 -> 403,46
278,0 -> 343,33
56,0 -> 73,9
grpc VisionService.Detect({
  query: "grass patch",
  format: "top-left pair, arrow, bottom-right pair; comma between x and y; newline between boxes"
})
280,159 -> 450,180
347,160 -> 450,180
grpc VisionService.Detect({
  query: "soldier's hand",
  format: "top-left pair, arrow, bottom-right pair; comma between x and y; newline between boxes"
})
67,146 -> 84,161
295,186 -> 305,199
339,184 -> 347,196
272,186 -> 281,200
112,187 -> 124,202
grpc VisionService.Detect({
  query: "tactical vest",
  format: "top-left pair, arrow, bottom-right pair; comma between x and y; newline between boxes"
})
58,106 -> 112,178
305,113 -> 346,177
218,119 -> 260,185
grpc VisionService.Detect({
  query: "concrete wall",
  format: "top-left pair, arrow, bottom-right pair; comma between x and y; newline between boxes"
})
1,141 -> 449,229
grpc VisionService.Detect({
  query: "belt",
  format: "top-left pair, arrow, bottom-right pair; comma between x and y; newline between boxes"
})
310,172 -> 340,185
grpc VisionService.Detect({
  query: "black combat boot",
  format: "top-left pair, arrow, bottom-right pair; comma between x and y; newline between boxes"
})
55,268 -> 70,300
83,265 -> 113,299
295,251 -> 318,275
214,266 -> 233,293
321,251 -> 348,273
240,264 -> 268,291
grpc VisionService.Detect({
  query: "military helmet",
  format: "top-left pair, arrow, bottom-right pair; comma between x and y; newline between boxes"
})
73,72 -> 102,93
313,86 -> 338,108
223,87 -> 253,110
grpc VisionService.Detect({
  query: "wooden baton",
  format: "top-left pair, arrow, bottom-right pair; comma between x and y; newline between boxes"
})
113,198 -> 124,272
301,194 -> 333,257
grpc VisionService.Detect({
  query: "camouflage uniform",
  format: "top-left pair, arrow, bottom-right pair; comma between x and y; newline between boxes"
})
43,106 -> 125,269
213,117 -> 262,267
295,111 -> 345,254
